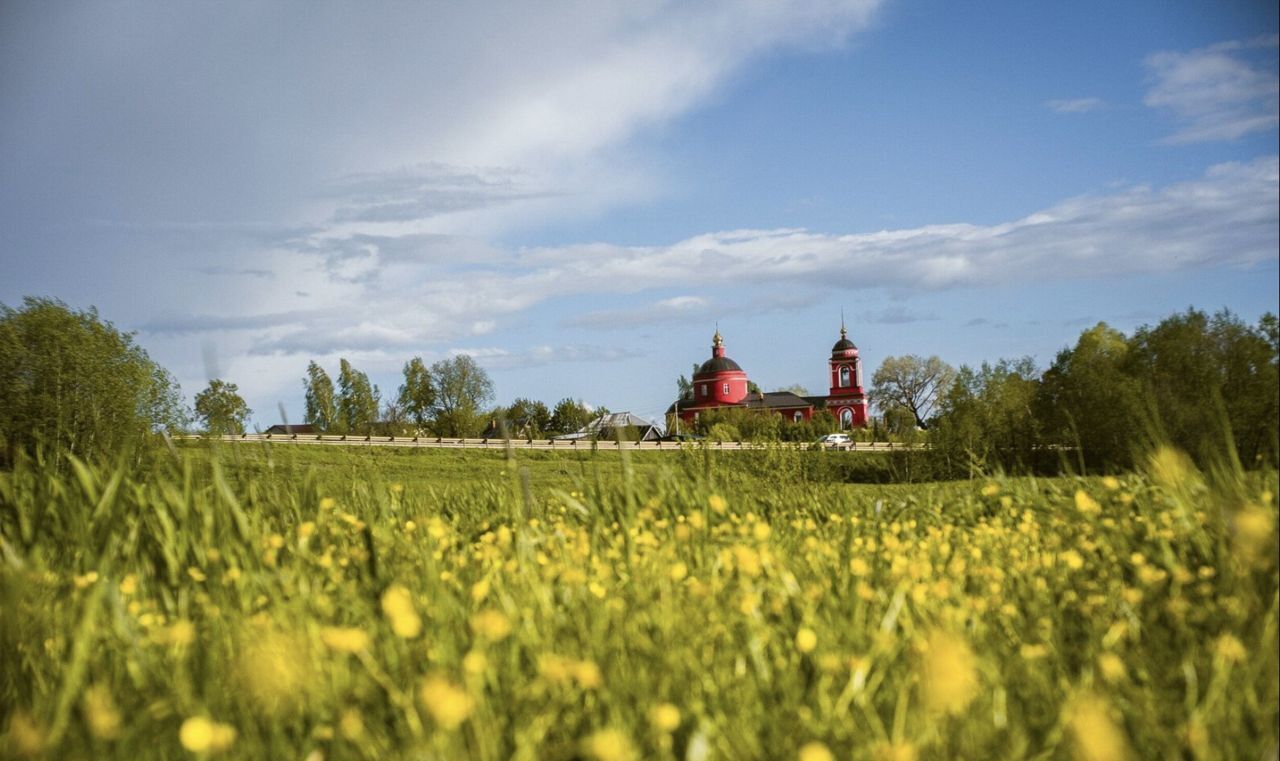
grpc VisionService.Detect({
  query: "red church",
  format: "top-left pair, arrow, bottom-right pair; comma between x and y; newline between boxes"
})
669,327 -> 869,429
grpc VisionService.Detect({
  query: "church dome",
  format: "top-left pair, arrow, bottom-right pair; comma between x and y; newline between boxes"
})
697,355 -> 743,375
831,325 -> 857,353
695,328 -> 746,376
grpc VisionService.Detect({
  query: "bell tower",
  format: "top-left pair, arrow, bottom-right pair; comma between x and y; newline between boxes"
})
827,322 -> 868,428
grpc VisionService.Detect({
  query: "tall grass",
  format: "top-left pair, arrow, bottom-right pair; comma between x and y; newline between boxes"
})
0,442 -> 1276,760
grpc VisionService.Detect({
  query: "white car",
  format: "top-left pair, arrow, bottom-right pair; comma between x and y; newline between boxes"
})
816,433 -> 852,448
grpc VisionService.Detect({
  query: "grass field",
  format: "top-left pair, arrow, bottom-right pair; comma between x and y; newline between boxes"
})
0,441 -> 1276,760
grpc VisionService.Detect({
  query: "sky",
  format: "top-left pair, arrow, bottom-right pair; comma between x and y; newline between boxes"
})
2,0 -> 1277,428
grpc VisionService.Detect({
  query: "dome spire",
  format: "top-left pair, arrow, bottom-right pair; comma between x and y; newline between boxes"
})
840,308 -> 847,339
713,324 -> 723,348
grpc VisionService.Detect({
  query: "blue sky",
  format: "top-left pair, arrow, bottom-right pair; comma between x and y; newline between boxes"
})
1,0 -> 1276,427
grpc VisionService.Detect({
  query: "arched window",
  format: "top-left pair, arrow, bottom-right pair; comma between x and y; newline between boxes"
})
701,384 -> 708,397
840,408 -> 853,429
723,383 -> 730,396
839,365 -> 851,387
793,411 -> 803,423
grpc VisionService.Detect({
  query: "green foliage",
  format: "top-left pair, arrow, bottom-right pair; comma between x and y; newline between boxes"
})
193,379 -> 253,435
1037,323 -> 1143,470
1124,309 -> 1278,467
870,355 -> 955,429
0,297 -> 186,462
396,357 -> 436,432
549,398 -> 592,435
302,362 -> 337,432
336,359 -> 381,435
929,309 -> 1278,476
930,358 -> 1041,476
705,422 -> 741,442
0,442 -> 1274,759
499,398 -> 552,438
429,356 -> 494,437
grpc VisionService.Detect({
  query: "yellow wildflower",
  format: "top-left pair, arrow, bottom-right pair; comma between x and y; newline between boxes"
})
338,709 -> 364,740
470,578 -> 491,602
1067,695 -> 1129,761
1098,653 -> 1126,683
462,650 -> 488,676
319,497 -> 336,510
708,494 -> 728,514
648,703 -> 681,733
798,741 -> 835,761
381,585 -> 422,639
166,619 -> 196,647
179,717 -> 237,754
83,684 -> 122,740
919,631 -> 979,715
1214,634 -> 1246,663
795,627 -> 818,654
119,575 -> 138,596
320,626 -> 369,653
1101,476 -> 1121,491
668,562 -> 688,582
418,676 -> 474,729
1232,505 -> 1275,563
1074,490 -> 1101,515
1020,643 -> 1049,660
6,710 -> 45,756
981,483 -> 1000,497
73,571 -> 99,589
1060,550 -> 1085,570
470,609 -> 513,641
582,729 -> 636,761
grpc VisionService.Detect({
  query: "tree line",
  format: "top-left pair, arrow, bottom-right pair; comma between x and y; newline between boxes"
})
2,298 -> 1274,474
871,309 -> 1278,475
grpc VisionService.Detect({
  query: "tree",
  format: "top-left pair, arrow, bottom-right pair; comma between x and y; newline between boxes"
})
550,398 -> 592,434
775,384 -> 810,396
871,355 -> 956,429
503,398 -> 552,438
396,357 -> 435,432
429,355 -> 494,437
337,359 -> 380,435
676,362 -> 699,401
193,379 -> 252,435
1036,323 -> 1143,470
1124,309 -> 1278,466
930,358 -> 1040,475
0,297 -> 186,461
303,361 -> 337,432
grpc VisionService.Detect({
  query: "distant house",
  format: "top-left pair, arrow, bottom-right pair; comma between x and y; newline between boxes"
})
264,424 -> 318,435
553,412 -> 663,442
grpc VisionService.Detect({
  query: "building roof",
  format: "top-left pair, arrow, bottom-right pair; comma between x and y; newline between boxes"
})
553,412 -> 663,440
264,424 -> 317,434
695,355 -> 743,375
668,391 -> 813,414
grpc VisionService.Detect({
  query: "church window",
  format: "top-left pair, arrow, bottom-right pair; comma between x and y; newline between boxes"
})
701,384 -> 708,398
793,411 -> 803,423
723,382 -> 730,395
839,365 -> 851,387
840,408 -> 853,429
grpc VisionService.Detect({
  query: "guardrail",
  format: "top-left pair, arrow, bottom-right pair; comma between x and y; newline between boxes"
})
178,433 -> 923,452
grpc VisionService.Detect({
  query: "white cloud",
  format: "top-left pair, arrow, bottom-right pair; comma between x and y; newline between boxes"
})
1046,97 -> 1106,113
189,154 -> 1278,361
448,345 -> 642,370
1144,36 -> 1279,143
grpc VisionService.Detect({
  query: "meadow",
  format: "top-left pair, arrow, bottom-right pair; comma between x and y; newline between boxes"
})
0,441 -> 1276,761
